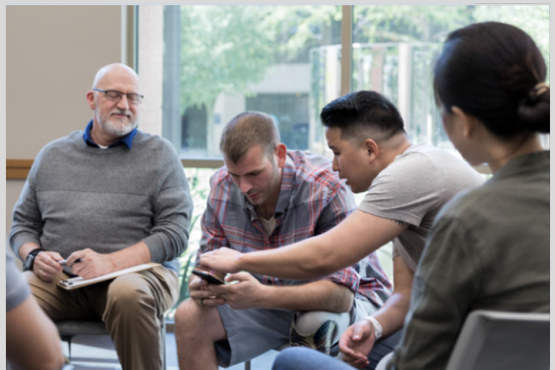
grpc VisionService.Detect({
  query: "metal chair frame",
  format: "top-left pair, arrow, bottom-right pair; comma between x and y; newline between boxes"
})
56,316 -> 166,370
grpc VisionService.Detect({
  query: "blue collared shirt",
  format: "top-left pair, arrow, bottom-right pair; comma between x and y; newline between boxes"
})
82,120 -> 137,149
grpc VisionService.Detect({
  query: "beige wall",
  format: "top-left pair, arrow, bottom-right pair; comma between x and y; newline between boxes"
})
138,5 -> 164,137
6,5 -> 123,237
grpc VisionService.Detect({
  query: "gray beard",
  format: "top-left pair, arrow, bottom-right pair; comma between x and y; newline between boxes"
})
105,118 -> 138,137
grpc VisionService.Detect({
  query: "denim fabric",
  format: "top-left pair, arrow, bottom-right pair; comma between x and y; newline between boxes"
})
273,329 -> 403,370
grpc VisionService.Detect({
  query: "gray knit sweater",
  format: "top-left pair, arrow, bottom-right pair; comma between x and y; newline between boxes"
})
10,129 -> 193,272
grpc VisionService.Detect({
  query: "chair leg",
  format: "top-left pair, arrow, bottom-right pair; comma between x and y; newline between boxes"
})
160,317 -> 167,370
67,338 -> 72,362
59,335 -> 74,362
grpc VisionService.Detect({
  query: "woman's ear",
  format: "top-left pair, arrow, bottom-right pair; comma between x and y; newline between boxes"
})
451,106 -> 476,138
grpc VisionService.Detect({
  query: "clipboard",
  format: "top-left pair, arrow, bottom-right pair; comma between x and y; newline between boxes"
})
57,263 -> 159,290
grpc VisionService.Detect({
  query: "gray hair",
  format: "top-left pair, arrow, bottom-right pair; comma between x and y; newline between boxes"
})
92,63 -> 138,88
220,111 -> 280,163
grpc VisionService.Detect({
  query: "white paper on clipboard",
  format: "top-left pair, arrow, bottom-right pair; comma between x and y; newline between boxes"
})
57,263 -> 159,290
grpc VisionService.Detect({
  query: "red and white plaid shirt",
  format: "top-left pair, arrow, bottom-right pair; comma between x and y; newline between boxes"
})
199,150 -> 392,308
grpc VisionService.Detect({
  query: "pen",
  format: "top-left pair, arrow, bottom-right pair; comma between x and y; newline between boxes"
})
58,258 -> 83,266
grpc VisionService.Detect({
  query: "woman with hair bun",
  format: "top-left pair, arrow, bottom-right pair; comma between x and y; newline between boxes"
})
272,21 -> 549,370
383,21 -> 550,370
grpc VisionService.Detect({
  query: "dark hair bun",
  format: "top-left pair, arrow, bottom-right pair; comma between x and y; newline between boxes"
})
433,22 -> 549,138
518,86 -> 550,133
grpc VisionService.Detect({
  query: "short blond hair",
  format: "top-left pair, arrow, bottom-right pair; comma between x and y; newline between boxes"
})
220,111 -> 280,163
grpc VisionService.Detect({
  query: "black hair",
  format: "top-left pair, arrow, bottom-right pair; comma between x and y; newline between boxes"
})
320,90 -> 405,143
434,21 -> 549,137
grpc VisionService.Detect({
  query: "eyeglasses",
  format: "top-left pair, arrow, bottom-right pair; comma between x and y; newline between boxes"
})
93,88 -> 144,104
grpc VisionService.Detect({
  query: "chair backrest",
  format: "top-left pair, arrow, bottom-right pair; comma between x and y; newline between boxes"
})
446,310 -> 549,370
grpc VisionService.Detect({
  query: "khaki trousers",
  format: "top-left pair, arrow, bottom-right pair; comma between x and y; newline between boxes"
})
25,265 -> 179,370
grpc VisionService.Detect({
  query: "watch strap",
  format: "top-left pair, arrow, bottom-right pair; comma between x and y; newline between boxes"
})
24,248 -> 45,271
28,248 -> 45,258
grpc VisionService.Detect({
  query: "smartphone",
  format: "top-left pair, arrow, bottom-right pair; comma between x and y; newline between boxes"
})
191,269 -> 225,285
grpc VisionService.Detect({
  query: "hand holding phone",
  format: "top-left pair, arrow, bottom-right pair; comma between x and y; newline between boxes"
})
192,269 -> 225,285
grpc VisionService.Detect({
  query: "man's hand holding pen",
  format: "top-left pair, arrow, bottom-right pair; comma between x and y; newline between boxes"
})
66,249 -> 117,280
58,258 -> 83,266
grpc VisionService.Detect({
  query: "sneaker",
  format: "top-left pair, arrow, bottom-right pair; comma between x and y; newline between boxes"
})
289,318 -> 337,355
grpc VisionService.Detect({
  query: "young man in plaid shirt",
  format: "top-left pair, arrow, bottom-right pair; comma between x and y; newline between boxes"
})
175,111 -> 396,370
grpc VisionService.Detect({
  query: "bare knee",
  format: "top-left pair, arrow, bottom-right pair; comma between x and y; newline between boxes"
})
175,299 -> 226,342
175,299 -> 198,327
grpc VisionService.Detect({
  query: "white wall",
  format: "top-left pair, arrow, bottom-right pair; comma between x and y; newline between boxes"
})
6,5 -> 123,238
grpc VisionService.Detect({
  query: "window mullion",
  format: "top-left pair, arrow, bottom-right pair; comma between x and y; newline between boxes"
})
340,5 -> 353,96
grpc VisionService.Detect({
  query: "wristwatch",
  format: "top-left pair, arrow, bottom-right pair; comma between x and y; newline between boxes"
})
23,248 -> 45,271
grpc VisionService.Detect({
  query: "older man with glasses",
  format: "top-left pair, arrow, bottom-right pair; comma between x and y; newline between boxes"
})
10,63 -> 193,370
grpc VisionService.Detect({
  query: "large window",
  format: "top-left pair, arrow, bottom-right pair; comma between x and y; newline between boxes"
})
350,5 -> 550,152
160,5 -> 344,159
149,4 -> 549,160
138,5 -> 549,317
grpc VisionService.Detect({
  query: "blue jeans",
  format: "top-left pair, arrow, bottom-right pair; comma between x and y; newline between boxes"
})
272,329 -> 403,370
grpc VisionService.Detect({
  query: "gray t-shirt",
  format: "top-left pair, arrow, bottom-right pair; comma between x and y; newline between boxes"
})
358,143 -> 485,271
6,251 -> 30,311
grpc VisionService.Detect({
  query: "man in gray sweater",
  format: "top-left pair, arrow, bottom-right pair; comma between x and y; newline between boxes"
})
10,63 -> 193,370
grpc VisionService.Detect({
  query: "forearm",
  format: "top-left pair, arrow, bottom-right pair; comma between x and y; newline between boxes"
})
370,256 -> 414,338
260,280 -> 354,313
109,241 -> 152,270
10,174 -> 44,259
238,236 -> 335,279
11,227 -> 42,261
369,291 -> 411,338
17,242 -> 41,261
7,297 -> 64,370
236,211 -> 404,280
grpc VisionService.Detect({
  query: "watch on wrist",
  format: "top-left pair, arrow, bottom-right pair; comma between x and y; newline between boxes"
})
23,248 -> 45,271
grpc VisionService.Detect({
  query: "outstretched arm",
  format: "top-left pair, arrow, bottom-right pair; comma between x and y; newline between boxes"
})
199,210 -> 408,280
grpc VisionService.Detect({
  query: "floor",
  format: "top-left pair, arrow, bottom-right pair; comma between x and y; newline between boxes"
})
63,332 -> 279,370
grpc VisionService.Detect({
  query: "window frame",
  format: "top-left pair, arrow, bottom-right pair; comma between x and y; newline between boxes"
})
138,5 -> 549,175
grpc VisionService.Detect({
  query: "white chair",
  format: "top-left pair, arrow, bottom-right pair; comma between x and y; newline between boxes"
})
376,310 -> 549,370
446,310 -> 549,370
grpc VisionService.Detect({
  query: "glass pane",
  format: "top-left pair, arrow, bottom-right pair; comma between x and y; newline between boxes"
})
167,166 -> 215,319
352,5 -> 550,154
163,5 -> 344,159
